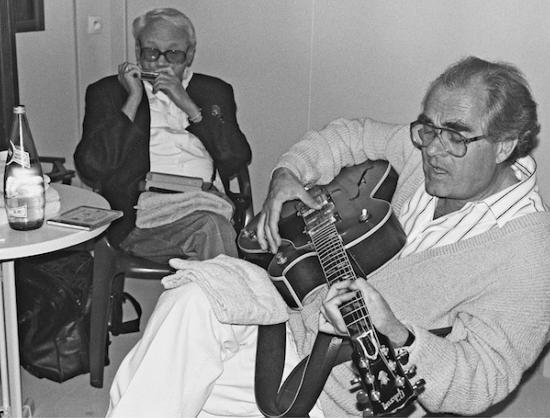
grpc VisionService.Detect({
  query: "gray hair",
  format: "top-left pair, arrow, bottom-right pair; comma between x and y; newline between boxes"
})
423,56 -> 539,162
132,8 -> 196,48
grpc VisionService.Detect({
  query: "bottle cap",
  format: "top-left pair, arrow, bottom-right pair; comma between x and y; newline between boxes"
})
13,105 -> 26,114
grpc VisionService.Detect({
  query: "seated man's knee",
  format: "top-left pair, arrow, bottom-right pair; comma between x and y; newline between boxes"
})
198,211 -> 234,232
158,281 -> 210,314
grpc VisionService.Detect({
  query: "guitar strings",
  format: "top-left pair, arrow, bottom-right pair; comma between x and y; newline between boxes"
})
305,212 -> 402,382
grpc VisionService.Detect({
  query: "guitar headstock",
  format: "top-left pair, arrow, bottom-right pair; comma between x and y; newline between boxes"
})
349,331 -> 424,415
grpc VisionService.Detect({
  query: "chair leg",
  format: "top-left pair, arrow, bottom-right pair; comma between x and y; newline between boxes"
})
89,236 -> 118,388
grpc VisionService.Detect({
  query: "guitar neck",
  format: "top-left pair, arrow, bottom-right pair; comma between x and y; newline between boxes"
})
301,201 -> 372,338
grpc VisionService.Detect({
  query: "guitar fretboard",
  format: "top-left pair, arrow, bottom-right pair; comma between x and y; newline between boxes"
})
300,201 -> 375,338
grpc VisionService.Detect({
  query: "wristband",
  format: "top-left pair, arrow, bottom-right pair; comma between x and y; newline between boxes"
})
189,108 -> 202,123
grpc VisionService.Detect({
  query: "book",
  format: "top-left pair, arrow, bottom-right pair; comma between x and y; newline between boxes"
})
145,172 -> 204,193
146,172 -> 204,187
47,205 -> 123,231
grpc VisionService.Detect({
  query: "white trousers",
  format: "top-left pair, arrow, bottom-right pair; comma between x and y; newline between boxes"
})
107,282 -> 324,417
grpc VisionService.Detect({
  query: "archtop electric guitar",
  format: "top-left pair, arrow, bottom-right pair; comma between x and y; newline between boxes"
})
240,160 -> 424,415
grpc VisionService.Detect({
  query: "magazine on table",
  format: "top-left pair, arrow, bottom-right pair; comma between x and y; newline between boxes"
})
47,206 -> 123,231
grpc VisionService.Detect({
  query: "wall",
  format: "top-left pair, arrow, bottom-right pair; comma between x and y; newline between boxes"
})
16,0 -> 550,209
15,0 -> 79,161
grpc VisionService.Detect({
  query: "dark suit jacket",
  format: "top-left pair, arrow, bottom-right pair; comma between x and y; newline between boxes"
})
74,73 -> 251,245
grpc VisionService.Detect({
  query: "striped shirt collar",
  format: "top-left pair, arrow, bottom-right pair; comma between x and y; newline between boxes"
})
481,155 -> 542,226
397,155 -> 546,258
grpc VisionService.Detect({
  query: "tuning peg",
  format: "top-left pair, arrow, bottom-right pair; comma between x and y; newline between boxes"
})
349,377 -> 363,393
395,375 -> 405,387
405,364 -> 417,378
356,390 -> 370,404
370,390 -> 381,402
356,393 -> 374,416
350,377 -> 361,385
396,349 -> 409,365
361,408 -> 374,417
413,378 -> 426,394
357,358 -> 368,369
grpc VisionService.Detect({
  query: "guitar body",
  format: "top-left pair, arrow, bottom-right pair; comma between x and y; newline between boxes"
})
239,160 -> 407,309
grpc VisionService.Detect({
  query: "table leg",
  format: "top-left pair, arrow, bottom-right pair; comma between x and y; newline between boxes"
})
0,266 -> 12,414
1,261 -> 24,418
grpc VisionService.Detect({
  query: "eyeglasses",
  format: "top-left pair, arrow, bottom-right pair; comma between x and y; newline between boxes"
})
409,120 -> 487,158
139,47 -> 187,64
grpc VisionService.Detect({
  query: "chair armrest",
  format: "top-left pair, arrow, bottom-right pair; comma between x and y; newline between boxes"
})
222,165 -> 254,233
40,156 -> 76,185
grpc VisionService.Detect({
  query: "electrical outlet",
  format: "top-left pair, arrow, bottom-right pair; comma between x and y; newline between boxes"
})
88,16 -> 103,34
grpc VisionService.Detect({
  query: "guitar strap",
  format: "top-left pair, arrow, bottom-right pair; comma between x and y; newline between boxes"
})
255,324 -> 452,417
254,323 -> 348,417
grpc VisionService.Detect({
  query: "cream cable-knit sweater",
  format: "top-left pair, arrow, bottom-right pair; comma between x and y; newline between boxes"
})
276,117 -> 550,416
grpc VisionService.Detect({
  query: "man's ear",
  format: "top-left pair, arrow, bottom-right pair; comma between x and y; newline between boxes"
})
135,41 -> 141,64
496,138 -> 518,163
186,47 -> 196,66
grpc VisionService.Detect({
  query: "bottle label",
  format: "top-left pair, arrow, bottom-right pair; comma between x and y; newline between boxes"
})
6,205 -> 28,218
6,141 -> 31,169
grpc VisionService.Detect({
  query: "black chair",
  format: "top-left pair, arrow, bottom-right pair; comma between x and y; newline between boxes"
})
40,156 -> 76,184
88,165 -> 254,388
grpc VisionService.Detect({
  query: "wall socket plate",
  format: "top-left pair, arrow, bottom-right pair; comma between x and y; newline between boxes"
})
88,16 -> 103,34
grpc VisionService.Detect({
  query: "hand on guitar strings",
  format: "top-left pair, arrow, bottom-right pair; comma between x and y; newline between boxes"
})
256,167 -> 322,253
319,279 -> 411,347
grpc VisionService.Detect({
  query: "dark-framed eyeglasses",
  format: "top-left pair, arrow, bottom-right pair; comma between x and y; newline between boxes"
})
140,47 -> 187,64
409,119 -> 487,158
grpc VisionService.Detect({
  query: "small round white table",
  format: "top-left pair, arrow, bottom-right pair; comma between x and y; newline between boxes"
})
0,184 -> 110,418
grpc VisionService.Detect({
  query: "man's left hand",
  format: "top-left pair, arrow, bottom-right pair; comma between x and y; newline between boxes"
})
151,70 -> 200,117
319,279 -> 410,347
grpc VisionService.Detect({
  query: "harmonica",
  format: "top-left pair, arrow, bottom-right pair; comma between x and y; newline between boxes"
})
140,71 -> 159,81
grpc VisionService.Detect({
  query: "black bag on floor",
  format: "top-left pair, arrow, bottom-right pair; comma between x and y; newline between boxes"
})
15,250 -> 107,383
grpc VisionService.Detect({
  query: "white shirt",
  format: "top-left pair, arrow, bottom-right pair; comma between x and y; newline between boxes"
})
145,72 -> 214,182
397,156 -> 547,258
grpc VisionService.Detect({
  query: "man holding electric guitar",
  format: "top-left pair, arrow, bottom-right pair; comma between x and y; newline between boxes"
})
107,56 -> 550,417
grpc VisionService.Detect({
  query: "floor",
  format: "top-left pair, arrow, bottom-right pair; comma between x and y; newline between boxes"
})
17,277 -> 550,418
21,277 -> 164,418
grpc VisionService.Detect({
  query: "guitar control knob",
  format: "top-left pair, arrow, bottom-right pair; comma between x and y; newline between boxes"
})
370,390 -> 380,402
405,364 -> 417,378
359,208 -> 370,223
365,373 -> 375,384
275,252 -> 287,265
241,229 -> 256,240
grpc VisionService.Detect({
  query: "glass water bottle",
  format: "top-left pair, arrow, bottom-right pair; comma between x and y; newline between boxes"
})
3,105 -> 45,230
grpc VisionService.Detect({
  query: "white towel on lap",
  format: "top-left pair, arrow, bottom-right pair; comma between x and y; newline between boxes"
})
163,255 -> 289,325
135,190 -> 234,229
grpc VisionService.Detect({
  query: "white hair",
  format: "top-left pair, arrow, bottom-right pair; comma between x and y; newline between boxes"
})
132,8 -> 196,48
